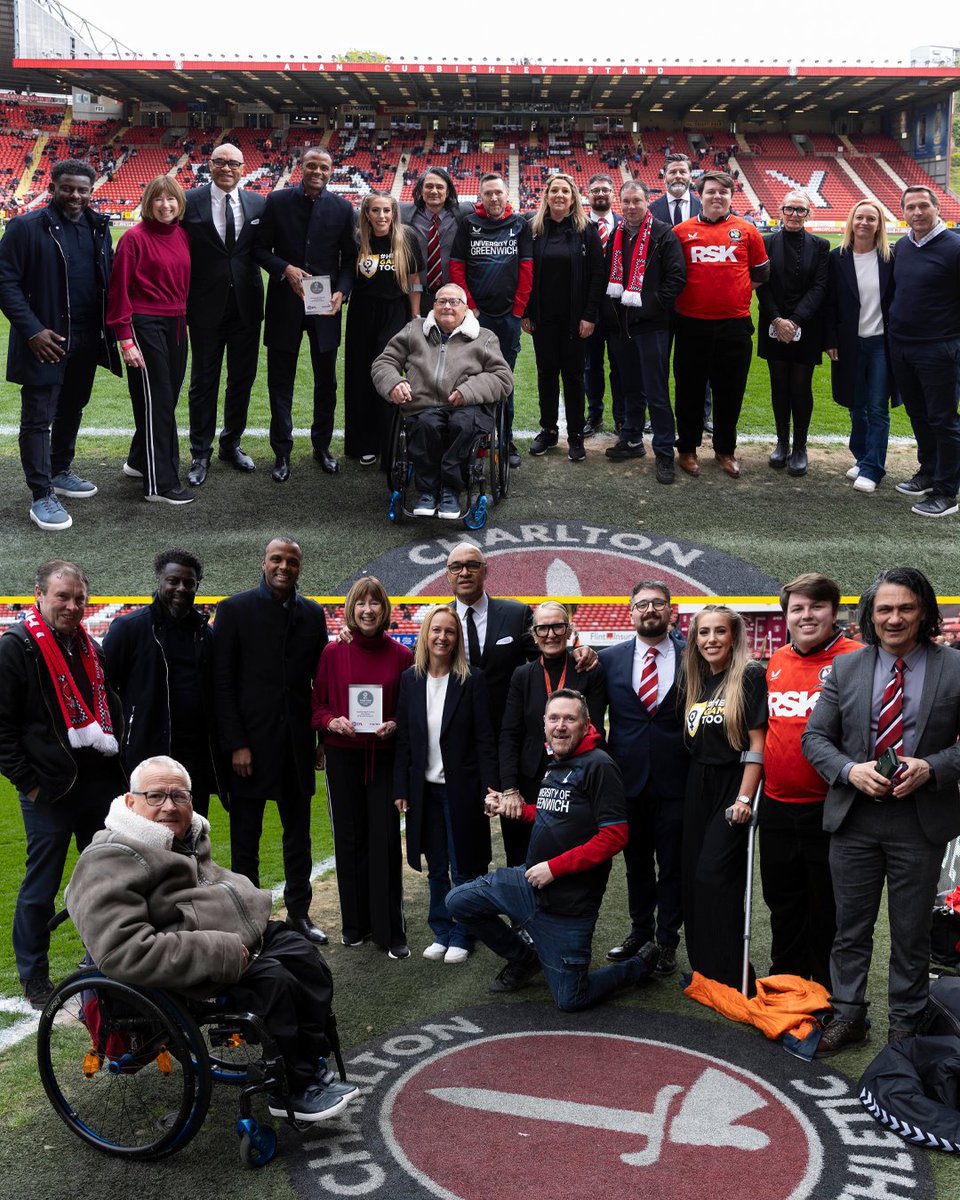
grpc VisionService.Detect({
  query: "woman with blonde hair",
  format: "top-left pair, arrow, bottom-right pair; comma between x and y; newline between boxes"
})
680,604 -> 766,991
312,576 -> 413,958
393,605 -> 497,962
344,190 -> 423,466
107,174 -> 192,504
823,198 -> 897,493
523,174 -> 605,463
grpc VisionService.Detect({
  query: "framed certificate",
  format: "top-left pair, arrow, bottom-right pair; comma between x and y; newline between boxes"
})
303,274 -> 333,315
349,685 -> 383,732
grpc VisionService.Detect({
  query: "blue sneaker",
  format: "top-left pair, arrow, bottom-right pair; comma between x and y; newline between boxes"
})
50,470 -> 97,498
29,492 -> 72,530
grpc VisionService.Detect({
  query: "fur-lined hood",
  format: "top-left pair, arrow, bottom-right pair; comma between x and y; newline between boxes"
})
422,309 -> 481,341
103,793 -> 208,851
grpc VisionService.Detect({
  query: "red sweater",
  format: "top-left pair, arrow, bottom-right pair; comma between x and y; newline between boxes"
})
311,634 -> 413,749
106,219 -> 191,341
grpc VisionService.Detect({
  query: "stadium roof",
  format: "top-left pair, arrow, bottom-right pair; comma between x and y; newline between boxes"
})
7,57 -> 960,117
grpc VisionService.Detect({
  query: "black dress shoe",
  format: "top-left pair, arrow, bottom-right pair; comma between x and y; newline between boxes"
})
187,454 -> 210,487
815,1015 -> 868,1056
606,932 -> 644,961
768,441 -> 790,469
787,446 -> 808,476
272,456 -> 290,483
314,448 -> 340,474
219,444 -> 255,472
287,916 -> 329,945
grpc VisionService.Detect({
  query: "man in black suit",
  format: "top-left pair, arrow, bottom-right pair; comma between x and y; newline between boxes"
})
212,536 -> 329,945
255,149 -> 355,482
183,145 -> 266,486
649,153 -> 703,225
582,174 -> 622,437
803,567 -> 960,1053
598,580 -> 688,976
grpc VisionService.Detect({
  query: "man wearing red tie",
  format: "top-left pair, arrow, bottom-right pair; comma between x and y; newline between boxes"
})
598,580 -> 689,976
803,567 -> 960,1054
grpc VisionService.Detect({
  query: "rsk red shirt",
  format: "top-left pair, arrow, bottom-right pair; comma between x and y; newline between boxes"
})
674,214 -> 768,320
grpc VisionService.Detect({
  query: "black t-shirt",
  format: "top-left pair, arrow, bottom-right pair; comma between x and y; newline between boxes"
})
353,229 -> 423,302
526,746 -> 626,918
683,663 -> 767,765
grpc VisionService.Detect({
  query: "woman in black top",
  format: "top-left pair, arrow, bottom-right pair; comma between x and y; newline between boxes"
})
757,189 -> 830,477
522,174 -> 605,463
344,191 -> 423,466
680,604 -> 766,992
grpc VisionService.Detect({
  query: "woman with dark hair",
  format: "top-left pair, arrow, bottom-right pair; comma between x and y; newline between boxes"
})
681,604 -> 767,990
401,166 -> 466,314
523,173 -> 605,464
107,174 -> 192,504
757,189 -> 830,478
312,576 -> 413,959
823,199 -> 897,493
343,191 -> 423,466
394,605 -> 497,963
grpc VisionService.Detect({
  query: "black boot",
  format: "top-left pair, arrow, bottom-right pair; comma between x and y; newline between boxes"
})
787,445 -> 808,476
768,441 -> 790,469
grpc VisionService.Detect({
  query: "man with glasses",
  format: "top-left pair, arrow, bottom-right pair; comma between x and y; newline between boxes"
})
0,559 -> 125,1008
182,144 -> 266,486
68,755 -> 360,1124
103,548 -> 223,818
598,580 -> 688,975
582,174 -> 623,436
372,284 -> 512,520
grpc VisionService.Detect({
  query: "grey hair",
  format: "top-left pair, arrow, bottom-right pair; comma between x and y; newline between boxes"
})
130,756 -> 192,792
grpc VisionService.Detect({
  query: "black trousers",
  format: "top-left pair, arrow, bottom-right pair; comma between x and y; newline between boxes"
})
767,359 -> 815,450
759,796 -> 834,988
503,773 -> 540,868
125,314 -> 188,497
583,313 -> 623,424
532,319 -> 586,436
324,744 -> 405,950
223,922 -> 333,1091
673,315 -> 753,456
624,785 -> 684,950
19,341 -> 99,498
229,757 -> 314,920
187,297 -> 260,457
266,323 -> 337,457
405,406 -> 494,493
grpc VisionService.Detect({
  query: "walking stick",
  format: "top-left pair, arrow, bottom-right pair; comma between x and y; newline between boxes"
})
740,754 -> 765,997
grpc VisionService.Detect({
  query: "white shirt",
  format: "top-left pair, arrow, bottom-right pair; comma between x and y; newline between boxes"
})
853,249 -> 884,338
210,182 -> 244,245
908,218 -> 947,248
455,593 -> 488,658
631,635 -> 676,707
590,211 -> 616,239
425,673 -> 450,784
667,192 -> 692,223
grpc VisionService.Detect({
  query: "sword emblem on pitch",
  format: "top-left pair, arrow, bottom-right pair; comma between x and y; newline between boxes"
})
428,1068 -> 770,1167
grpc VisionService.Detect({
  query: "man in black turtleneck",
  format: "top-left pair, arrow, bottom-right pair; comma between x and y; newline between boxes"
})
103,548 -> 222,818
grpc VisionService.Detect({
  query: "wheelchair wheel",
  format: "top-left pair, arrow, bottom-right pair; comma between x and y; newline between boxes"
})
494,402 -> 510,501
388,410 -> 411,524
37,971 -> 211,1159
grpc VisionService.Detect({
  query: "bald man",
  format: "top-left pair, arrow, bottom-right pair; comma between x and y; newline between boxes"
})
182,144 -> 267,486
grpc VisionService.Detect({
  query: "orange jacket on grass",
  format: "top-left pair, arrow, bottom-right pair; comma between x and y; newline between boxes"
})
685,972 -> 831,1044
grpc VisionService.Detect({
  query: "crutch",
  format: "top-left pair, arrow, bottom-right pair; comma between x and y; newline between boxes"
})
739,751 -> 765,997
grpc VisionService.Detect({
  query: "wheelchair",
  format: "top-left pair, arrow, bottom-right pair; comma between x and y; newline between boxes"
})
36,963 -> 346,1167
387,400 -> 509,530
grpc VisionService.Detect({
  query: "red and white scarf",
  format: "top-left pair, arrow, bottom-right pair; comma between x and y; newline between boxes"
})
606,213 -> 653,308
23,606 -> 118,754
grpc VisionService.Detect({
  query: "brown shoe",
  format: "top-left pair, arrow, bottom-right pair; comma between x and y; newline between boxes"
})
677,452 -> 701,477
715,453 -> 741,478
815,1015 -> 868,1057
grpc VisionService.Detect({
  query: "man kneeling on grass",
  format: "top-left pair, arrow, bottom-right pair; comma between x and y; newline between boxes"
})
67,754 -> 358,1124
446,689 -> 659,1010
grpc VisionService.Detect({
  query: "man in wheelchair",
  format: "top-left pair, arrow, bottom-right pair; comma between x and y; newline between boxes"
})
372,283 -> 512,519
67,754 -> 357,1124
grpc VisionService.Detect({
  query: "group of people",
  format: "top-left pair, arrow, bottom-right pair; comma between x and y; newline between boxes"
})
5,147 -> 960,528
3,547 -> 958,1066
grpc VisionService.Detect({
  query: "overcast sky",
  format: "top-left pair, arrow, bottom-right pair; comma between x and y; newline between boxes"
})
64,0 -> 953,69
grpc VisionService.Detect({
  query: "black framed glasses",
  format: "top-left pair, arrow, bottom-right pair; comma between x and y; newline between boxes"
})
132,789 -> 193,807
446,561 -> 483,573
533,622 -> 569,637
211,159 -> 243,169
781,205 -> 809,216
632,598 -> 668,612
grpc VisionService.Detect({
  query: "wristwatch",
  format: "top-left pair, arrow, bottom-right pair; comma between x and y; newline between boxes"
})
735,794 -> 753,807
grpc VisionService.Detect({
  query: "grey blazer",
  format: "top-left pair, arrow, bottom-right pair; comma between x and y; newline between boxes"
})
802,640 -> 960,843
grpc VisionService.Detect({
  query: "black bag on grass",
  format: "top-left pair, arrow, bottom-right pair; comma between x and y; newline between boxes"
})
931,905 -> 960,968
920,976 -> 960,1038
859,1036 -> 960,1152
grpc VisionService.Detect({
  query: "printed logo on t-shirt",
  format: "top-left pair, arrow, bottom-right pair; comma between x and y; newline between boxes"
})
359,252 -> 397,278
818,664 -> 833,684
685,696 -> 726,737
728,228 -> 742,241
537,778 -> 574,814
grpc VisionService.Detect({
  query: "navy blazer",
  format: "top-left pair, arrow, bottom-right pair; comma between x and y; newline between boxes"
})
182,185 -> 266,330
393,667 -> 498,877
474,597 -> 535,737
822,246 -> 897,409
256,183 -> 356,354
802,641 -> 960,844
649,192 -> 702,224
599,632 -> 689,802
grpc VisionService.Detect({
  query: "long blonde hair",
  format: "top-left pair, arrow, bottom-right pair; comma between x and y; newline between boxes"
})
531,173 -> 588,237
681,604 -> 756,749
413,605 -> 470,683
357,191 -> 414,293
839,199 -> 892,262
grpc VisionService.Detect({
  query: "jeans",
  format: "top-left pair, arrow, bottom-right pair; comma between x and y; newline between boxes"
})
19,342 -> 99,498
447,865 -> 650,1011
889,335 -> 960,498
421,784 -> 473,950
848,335 -> 890,484
478,312 -> 521,437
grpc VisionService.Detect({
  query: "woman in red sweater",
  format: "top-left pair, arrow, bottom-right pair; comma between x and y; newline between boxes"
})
107,175 -> 192,504
312,577 -> 413,959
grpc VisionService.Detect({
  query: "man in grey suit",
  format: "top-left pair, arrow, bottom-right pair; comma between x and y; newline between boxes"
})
803,566 -> 960,1054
